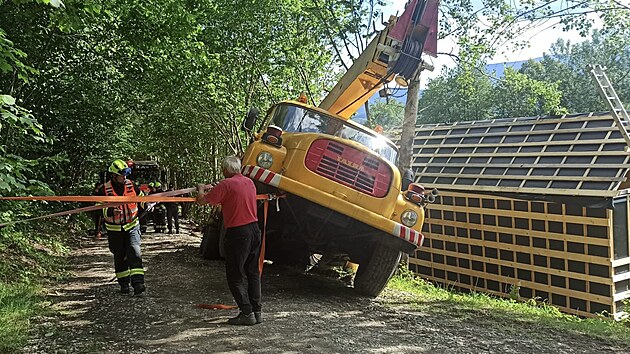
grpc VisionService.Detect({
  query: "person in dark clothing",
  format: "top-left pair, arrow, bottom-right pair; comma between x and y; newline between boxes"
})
95,159 -> 146,295
196,156 -> 262,326
91,182 -> 104,238
151,182 -> 167,233
166,184 -> 180,234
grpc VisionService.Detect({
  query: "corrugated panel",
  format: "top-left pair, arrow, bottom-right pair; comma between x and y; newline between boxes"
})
411,112 -> 630,197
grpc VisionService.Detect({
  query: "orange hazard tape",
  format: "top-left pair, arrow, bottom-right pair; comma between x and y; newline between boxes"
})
0,186 -> 199,203
0,196 -> 197,203
0,187 -> 203,228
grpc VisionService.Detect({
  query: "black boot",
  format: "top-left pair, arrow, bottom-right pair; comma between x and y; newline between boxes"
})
227,312 -> 256,326
131,273 -> 145,295
133,283 -> 146,295
119,276 -> 130,294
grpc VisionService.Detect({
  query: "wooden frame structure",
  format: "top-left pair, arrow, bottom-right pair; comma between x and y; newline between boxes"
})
407,112 -> 630,318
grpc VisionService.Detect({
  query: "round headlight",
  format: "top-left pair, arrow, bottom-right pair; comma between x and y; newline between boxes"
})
401,209 -> 418,227
256,151 -> 274,169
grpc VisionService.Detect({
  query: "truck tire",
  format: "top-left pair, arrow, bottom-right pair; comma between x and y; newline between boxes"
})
353,244 -> 402,297
200,218 -> 226,260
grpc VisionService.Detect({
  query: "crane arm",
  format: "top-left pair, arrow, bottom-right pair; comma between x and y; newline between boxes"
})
318,0 -> 439,119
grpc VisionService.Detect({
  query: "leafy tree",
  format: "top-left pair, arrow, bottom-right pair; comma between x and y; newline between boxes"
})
1,0 -> 348,194
491,67 -> 565,118
520,30 -> 630,113
367,100 -> 404,129
417,64 -> 494,124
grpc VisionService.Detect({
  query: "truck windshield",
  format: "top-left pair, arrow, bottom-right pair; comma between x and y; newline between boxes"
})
270,104 -> 398,164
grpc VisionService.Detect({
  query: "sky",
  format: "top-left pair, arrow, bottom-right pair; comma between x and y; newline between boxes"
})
384,0 -> 604,88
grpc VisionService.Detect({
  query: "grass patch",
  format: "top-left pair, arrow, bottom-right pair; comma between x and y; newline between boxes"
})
385,267 -> 630,345
0,216 -> 80,353
0,283 -> 43,354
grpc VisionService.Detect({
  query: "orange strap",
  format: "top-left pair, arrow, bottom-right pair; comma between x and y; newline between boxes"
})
195,303 -> 238,310
256,194 -> 284,275
0,186 -> 201,203
258,199 -> 268,275
0,196 -> 196,203
0,202 -> 126,228
0,187 -> 205,228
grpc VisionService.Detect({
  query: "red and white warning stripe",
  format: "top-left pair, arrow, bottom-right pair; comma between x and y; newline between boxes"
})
242,165 -> 282,187
392,223 -> 424,247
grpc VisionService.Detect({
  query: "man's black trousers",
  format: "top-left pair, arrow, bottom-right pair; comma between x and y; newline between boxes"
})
107,225 -> 144,286
166,204 -> 179,233
224,222 -> 262,315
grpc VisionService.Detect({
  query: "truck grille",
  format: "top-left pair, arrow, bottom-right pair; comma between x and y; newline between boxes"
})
305,139 -> 392,197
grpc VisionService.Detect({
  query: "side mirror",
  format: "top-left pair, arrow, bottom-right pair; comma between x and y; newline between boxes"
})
242,107 -> 260,132
401,168 -> 414,191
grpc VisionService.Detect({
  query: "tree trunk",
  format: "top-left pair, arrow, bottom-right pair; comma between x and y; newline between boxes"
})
398,73 -> 420,174
397,72 -> 421,268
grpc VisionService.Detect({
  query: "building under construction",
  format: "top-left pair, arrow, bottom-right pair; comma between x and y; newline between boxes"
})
408,110 -> 630,318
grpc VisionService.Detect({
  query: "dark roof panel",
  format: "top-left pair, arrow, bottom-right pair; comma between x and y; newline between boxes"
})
409,112 -> 630,197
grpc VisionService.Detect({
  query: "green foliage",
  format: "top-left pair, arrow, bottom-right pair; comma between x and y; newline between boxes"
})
440,1 -> 629,65
417,29 -> 627,124
521,30 -> 630,113
0,93 -> 50,194
0,221 -> 70,284
0,0 -> 349,194
0,28 -> 37,82
492,67 -> 566,118
367,100 -> 404,129
418,64 -> 494,124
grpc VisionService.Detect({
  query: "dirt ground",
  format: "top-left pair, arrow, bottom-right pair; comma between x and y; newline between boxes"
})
24,223 -> 629,354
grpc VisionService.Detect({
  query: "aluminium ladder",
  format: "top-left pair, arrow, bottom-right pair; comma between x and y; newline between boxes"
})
587,64 -> 630,148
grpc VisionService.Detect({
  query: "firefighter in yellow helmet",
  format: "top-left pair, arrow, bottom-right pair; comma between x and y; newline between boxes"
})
95,159 -> 146,295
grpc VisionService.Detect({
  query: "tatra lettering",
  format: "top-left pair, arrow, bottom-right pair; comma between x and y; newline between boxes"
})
336,156 -> 363,171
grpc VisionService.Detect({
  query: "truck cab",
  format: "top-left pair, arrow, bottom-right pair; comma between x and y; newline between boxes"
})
240,100 -> 434,296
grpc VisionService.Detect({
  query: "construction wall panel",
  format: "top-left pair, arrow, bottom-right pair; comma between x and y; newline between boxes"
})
409,190 -> 630,318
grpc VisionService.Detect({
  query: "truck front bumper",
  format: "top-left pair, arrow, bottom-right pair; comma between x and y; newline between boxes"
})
242,165 -> 424,248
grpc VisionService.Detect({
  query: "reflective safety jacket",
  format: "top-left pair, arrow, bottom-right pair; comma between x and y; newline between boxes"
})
103,179 -> 139,231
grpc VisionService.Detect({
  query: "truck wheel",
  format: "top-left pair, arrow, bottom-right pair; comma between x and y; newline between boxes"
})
353,244 -> 402,297
200,218 -> 225,260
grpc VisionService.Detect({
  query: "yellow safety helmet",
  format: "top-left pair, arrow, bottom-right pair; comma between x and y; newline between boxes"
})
108,159 -> 131,176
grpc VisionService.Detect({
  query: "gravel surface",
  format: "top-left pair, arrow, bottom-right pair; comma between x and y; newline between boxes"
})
24,224 -> 629,353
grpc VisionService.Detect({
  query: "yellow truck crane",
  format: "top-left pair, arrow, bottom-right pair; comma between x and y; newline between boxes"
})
202,0 -> 439,297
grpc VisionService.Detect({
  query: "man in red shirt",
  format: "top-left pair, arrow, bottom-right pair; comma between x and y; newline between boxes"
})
197,156 -> 261,326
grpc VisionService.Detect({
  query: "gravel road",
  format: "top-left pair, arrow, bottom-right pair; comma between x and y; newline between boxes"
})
24,224 -> 628,354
